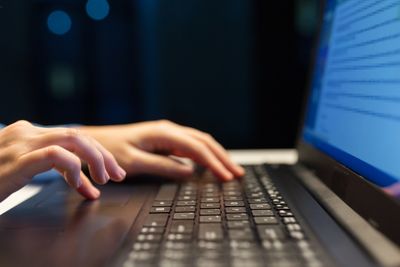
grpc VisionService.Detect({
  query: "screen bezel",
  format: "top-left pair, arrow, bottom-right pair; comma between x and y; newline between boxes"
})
296,0 -> 400,246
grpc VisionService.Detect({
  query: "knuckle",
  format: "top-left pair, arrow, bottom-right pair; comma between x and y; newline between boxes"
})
64,128 -> 81,142
14,120 -> 32,127
45,145 -> 63,159
45,146 -> 81,170
6,120 -> 32,135
203,132 -> 214,141
93,150 -> 104,163
104,149 -> 117,162
158,119 -> 173,127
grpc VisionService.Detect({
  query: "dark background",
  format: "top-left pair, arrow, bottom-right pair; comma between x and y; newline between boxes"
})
0,0 -> 319,149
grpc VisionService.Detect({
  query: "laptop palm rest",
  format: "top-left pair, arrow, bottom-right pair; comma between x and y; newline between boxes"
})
0,179 -> 156,267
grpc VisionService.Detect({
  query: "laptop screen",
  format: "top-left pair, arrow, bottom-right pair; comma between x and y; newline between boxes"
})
303,0 -> 400,196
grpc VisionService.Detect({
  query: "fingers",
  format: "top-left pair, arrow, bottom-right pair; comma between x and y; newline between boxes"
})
32,129 -> 125,184
55,169 -> 101,200
17,146 -> 82,188
91,139 -> 126,182
159,131 -> 234,181
17,147 -> 101,199
128,149 -> 194,179
76,172 -> 101,200
184,128 -> 245,177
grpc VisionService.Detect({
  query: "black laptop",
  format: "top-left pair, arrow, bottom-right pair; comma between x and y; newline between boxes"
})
1,0 -> 400,266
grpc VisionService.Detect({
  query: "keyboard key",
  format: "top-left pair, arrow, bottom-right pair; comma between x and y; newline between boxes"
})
197,241 -> 222,250
278,210 -> 294,217
228,229 -> 254,241
287,224 -> 301,232
202,188 -> 218,193
246,192 -> 264,198
150,207 -> 171,213
136,234 -> 163,242
201,203 -> 220,209
272,199 -> 286,205
224,201 -> 244,207
163,243 -> 191,253
128,251 -> 156,262
223,191 -> 241,196
179,190 -> 197,196
227,221 -> 249,229
202,192 -> 219,198
257,226 -> 286,240
173,213 -> 195,220
175,206 -> 196,213
250,203 -> 271,210
143,214 -> 169,227
225,207 -> 246,213
262,240 -> 284,250
247,198 -> 268,204
200,209 -> 221,215
178,195 -> 197,201
224,196 -> 243,201
283,217 -> 297,224
275,204 -> 290,210
197,250 -> 224,260
162,249 -> 191,261
200,216 -> 222,223
251,210 -> 274,217
254,217 -> 278,225
230,249 -> 261,260
290,231 -> 305,240
201,197 -> 220,203
170,221 -> 194,233
230,240 -> 257,250
133,242 -> 160,251
177,200 -> 196,206
226,213 -> 249,221
198,223 -> 223,241
153,201 -> 172,207
167,233 -> 192,242
141,227 -> 164,234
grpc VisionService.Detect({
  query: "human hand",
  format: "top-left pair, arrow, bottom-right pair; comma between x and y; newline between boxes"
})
79,120 -> 245,181
384,182 -> 400,198
0,121 -> 126,201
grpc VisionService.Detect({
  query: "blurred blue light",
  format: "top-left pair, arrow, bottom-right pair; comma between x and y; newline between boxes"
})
86,0 -> 110,21
47,10 -> 72,35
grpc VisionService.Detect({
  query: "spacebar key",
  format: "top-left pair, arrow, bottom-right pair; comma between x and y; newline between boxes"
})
199,223 -> 223,241
155,184 -> 178,201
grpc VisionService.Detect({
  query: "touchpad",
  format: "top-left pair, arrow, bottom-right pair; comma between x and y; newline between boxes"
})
35,184 -> 134,208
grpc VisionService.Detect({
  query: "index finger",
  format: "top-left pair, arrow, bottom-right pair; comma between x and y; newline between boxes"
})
184,128 -> 245,177
155,131 -> 234,181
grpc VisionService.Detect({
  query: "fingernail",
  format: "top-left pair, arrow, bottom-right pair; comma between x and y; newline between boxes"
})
226,172 -> 234,181
76,178 -> 82,189
91,187 -> 101,198
104,172 -> 110,183
118,167 -> 127,180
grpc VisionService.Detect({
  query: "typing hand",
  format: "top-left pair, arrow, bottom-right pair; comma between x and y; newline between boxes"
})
384,182 -> 400,198
79,120 -> 245,181
0,121 -> 126,201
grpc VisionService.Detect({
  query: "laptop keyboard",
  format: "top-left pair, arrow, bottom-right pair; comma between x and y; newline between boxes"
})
123,165 -> 324,267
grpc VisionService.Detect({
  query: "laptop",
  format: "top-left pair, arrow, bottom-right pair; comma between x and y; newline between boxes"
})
1,0 -> 400,266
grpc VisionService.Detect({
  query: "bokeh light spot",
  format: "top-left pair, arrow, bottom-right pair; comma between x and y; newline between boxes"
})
86,0 -> 110,21
47,10 -> 72,35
